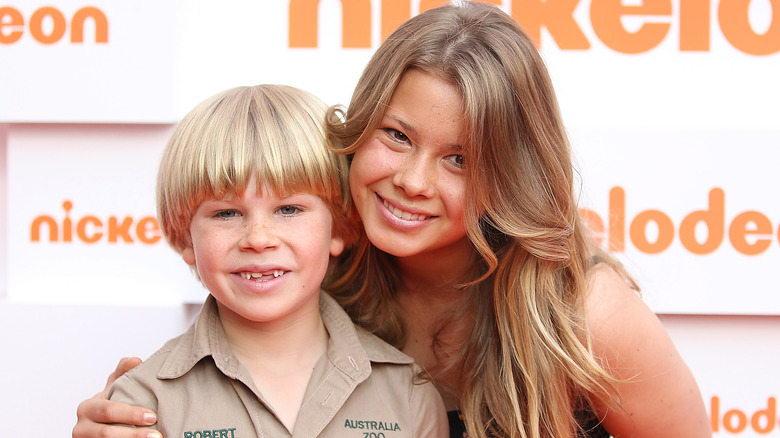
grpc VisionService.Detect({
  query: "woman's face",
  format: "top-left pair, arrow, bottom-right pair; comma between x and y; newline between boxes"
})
349,69 -> 471,262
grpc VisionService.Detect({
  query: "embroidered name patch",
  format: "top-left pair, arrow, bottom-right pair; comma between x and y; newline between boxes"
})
183,428 -> 237,438
344,419 -> 401,431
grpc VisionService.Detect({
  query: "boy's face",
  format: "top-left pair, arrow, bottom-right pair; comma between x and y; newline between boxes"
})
182,175 -> 344,329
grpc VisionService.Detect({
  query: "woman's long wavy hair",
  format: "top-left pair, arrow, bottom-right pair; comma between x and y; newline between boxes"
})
325,3 -> 634,437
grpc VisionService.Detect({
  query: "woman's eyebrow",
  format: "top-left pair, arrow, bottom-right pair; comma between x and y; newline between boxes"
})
384,114 -> 463,151
385,113 -> 417,136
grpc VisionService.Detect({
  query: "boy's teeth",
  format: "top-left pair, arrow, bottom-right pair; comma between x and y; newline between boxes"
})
240,271 -> 285,280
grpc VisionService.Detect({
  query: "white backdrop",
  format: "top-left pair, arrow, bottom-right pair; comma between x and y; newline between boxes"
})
1,0 -> 778,435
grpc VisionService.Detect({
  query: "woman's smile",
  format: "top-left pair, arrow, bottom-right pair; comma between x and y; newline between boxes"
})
380,194 -> 433,222
349,69 -> 470,261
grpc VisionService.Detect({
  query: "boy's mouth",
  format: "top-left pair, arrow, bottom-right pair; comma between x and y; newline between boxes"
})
238,270 -> 286,281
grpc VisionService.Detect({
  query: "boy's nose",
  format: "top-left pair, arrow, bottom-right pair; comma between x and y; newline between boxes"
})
239,219 -> 279,251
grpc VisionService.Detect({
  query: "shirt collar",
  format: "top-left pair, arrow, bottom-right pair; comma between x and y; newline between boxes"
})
155,292 -> 413,381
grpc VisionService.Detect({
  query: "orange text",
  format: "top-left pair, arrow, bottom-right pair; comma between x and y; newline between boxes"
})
0,6 -> 108,44
711,396 -> 779,434
288,0 -> 779,55
30,201 -> 160,244
580,187 -> 779,256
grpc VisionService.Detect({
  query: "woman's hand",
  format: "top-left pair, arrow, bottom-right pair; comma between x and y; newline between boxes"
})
72,357 -> 161,438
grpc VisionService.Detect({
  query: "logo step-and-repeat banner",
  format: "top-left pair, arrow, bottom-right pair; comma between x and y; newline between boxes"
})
0,2 -> 176,122
1,2 -> 778,435
2,0 -> 777,311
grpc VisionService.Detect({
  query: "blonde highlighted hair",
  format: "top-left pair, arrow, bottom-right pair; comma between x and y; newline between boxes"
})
327,3 -> 632,437
157,84 -> 353,254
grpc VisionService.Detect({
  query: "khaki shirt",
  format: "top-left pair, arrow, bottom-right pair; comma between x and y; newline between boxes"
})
108,292 -> 448,437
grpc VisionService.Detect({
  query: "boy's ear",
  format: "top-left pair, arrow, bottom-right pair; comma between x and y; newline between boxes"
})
182,246 -> 196,266
329,233 -> 345,257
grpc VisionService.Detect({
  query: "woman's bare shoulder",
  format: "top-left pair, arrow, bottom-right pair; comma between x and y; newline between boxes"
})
583,263 -> 711,437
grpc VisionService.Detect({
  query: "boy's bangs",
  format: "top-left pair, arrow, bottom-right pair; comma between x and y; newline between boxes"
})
192,106 -> 338,203
158,84 -> 347,253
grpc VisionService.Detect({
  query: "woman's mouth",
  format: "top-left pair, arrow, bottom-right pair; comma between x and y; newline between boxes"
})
382,199 -> 429,221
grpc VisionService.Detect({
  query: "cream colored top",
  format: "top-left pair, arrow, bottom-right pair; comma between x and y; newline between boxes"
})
108,292 -> 448,437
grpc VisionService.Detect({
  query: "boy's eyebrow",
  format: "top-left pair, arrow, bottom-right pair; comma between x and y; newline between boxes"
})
203,191 -> 239,202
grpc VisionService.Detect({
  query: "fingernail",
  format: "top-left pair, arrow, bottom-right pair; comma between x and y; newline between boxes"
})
147,432 -> 162,438
143,412 -> 157,423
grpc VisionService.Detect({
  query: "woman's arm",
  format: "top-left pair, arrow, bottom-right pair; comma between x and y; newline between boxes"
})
73,357 -> 161,438
585,264 -> 711,438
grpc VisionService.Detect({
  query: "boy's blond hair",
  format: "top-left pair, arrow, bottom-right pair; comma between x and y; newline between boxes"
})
157,85 -> 352,254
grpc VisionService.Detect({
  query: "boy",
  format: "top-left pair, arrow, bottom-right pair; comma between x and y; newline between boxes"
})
107,85 -> 448,437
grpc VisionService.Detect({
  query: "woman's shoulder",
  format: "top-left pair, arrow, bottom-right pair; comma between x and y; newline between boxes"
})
583,262 -> 644,331
582,263 -> 711,437
583,262 -> 661,357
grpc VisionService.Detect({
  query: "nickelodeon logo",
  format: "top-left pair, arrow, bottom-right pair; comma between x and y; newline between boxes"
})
30,201 -> 160,244
580,187 -> 779,256
0,6 -> 108,44
711,396 -> 780,434
27,190 -> 779,256
288,0 -> 779,55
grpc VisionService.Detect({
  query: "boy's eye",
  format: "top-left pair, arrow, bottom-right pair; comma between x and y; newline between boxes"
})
215,209 -> 240,219
278,205 -> 302,216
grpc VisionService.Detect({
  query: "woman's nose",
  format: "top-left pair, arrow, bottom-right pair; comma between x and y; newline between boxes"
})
392,155 -> 435,198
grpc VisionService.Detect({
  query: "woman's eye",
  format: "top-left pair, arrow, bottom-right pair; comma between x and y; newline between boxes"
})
278,205 -> 302,216
215,209 -> 240,219
445,154 -> 465,169
384,128 -> 409,143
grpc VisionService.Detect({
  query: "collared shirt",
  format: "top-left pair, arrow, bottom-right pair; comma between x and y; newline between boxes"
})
108,292 -> 448,437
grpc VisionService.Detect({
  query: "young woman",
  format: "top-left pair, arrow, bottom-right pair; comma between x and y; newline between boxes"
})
73,3 -> 709,438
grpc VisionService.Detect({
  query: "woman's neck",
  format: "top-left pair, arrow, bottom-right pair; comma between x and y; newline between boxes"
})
397,285 -> 467,411
394,253 -> 479,412
393,240 -> 478,297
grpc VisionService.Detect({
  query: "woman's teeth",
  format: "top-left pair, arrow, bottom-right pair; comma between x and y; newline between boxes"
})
383,199 -> 428,221
239,271 -> 285,280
